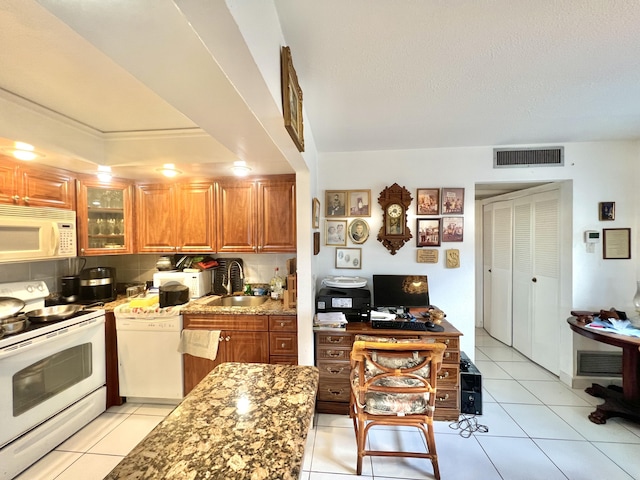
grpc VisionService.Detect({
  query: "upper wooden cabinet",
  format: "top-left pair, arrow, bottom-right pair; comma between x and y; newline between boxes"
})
0,155 -> 76,209
217,174 -> 296,253
136,181 -> 215,253
76,175 -> 134,255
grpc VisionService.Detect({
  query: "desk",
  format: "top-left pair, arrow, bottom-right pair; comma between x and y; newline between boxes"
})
314,319 -> 462,421
567,317 -> 640,424
105,363 -> 319,480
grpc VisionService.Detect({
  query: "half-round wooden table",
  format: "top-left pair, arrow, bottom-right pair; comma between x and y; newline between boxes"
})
567,317 -> 640,424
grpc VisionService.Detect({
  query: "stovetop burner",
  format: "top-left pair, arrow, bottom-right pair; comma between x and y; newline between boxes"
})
0,308 -> 105,349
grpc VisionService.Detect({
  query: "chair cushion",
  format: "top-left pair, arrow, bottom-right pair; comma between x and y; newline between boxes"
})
361,391 -> 431,415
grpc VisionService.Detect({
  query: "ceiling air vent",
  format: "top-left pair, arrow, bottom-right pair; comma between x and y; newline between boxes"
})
493,147 -> 564,168
577,351 -> 622,377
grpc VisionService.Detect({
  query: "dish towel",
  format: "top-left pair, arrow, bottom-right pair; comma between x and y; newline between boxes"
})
178,329 -> 221,360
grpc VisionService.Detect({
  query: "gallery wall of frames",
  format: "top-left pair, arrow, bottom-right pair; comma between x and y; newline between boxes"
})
312,187 -> 465,269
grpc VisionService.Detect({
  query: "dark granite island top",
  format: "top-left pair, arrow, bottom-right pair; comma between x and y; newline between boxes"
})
105,363 -> 319,480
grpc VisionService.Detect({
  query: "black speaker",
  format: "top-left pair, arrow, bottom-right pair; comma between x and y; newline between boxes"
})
460,351 -> 482,415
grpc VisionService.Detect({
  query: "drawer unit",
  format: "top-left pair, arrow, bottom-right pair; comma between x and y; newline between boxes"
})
269,315 -> 298,365
314,320 -> 462,421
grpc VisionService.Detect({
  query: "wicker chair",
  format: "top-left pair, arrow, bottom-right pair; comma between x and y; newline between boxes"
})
349,338 -> 446,479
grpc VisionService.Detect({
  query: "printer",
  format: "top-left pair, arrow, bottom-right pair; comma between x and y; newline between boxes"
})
316,287 -> 371,322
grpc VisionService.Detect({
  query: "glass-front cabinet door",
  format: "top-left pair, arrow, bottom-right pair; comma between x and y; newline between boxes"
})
76,176 -> 134,255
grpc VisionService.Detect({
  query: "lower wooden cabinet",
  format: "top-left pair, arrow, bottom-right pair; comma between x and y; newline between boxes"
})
314,320 -> 462,421
183,314 -> 298,394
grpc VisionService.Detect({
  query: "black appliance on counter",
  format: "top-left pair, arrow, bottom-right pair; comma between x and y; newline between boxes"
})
79,267 -> 116,303
316,287 -> 371,322
60,275 -> 80,303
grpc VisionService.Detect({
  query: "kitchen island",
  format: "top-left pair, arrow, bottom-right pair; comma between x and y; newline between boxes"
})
105,362 -> 319,480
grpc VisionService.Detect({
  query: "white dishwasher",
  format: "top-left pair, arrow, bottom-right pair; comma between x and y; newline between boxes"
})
115,304 -> 184,403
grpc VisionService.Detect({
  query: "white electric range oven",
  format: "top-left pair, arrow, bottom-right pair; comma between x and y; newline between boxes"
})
0,281 -> 106,480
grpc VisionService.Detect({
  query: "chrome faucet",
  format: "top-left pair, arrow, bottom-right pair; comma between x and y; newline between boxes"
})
226,260 -> 244,294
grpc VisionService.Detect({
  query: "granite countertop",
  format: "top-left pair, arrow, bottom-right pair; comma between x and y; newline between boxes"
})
105,362 -> 319,480
103,295 -> 296,316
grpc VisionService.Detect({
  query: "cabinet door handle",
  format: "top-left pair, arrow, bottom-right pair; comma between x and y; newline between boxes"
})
12,195 -> 20,203
225,336 -> 231,342
326,367 -> 345,375
437,371 -> 449,380
219,337 -> 225,342
23,196 -> 29,203
437,393 -> 449,401
532,277 -> 537,283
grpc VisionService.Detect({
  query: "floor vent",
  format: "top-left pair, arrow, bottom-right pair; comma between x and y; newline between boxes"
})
577,351 -> 622,377
493,147 -> 564,168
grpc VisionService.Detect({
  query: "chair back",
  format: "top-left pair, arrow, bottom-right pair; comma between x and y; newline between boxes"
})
350,339 -> 446,416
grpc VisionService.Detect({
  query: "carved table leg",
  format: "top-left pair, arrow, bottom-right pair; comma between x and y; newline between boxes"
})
584,383 -> 640,425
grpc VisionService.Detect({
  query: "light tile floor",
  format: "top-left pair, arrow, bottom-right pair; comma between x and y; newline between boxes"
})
16,329 -> 640,479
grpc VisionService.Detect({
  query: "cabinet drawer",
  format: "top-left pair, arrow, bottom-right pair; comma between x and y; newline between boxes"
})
270,355 -> 298,365
435,336 -> 459,351
317,360 -> 350,380
269,332 -> 297,355
436,365 -> 459,387
184,314 -> 268,331
269,316 -> 297,332
442,350 -> 460,365
317,379 -> 351,403
316,348 -> 350,361
316,333 -> 352,346
434,387 -> 459,410
434,408 -> 460,422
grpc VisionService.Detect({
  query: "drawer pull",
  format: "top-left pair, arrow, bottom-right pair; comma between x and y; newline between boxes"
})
327,388 -> 344,396
281,343 -> 286,348
444,352 -> 451,359
443,339 -> 450,345
326,350 -> 342,358
327,336 -> 343,344
437,371 -> 449,380
436,393 -> 449,401
326,367 -> 345,375
280,322 -> 286,327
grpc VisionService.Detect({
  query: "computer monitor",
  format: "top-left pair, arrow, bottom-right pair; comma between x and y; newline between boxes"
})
372,274 -> 430,310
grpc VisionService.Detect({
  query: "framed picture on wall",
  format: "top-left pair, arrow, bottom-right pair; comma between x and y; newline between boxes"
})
335,247 -> 362,269
348,218 -> 370,244
599,202 -> 615,221
416,188 -> 440,215
442,188 -> 465,214
312,197 -> 320,228
325,190 -> 347,217
348,190 -> 371,216
416,218 -> 441,246
442,216 -> 464,242
325,220 -> 347,246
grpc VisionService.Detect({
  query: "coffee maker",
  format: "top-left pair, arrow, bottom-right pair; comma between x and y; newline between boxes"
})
79,267 -> 117,303
60,275 -> 81,303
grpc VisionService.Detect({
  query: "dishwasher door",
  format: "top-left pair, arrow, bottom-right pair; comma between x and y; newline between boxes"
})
116,316 -> 184,402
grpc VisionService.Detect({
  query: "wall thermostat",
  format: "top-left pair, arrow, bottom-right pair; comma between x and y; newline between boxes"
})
584,230 -> 600,243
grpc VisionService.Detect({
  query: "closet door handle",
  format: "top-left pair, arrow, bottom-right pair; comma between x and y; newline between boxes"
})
532,277 -> 537,283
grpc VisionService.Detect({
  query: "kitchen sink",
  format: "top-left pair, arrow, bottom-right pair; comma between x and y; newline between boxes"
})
207,295 -> 269,307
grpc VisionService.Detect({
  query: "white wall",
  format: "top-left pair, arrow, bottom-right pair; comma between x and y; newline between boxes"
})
318,141 -> 640,378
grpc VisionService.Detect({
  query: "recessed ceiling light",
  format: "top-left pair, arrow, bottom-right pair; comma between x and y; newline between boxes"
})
96,165 -> 112,182
231,160 -> 251,176
2,142 -> 44,161
157,163 -> 182,178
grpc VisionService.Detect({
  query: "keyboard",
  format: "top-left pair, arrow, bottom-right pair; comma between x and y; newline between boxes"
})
371,320 -> 444,332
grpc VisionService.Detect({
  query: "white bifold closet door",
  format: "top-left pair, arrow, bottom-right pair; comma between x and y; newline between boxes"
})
483,201 -> 513,346
512,190 -> 560,374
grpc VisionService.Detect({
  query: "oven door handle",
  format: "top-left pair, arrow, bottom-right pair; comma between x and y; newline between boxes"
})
0,317 -> 104,359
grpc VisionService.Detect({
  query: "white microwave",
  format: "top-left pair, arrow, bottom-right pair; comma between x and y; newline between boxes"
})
0,205 -> 77,263
153,270 -> 212,299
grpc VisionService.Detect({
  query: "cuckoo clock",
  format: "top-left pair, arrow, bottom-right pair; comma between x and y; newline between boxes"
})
377,183 -> 413,255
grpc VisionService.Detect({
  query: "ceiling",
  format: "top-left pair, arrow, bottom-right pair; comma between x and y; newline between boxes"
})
1,1 -> 639,197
